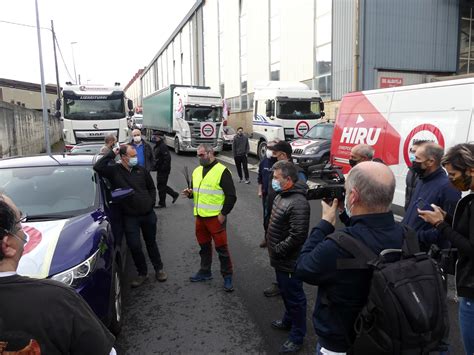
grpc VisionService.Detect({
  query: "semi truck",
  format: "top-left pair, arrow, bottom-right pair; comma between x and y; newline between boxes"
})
249,81 -> 325,159
60,83 -> 133,150
142,85 -> 223,154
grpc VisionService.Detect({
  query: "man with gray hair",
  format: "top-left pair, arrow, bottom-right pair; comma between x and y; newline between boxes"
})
349,144 -> 375,167
295,162 -> 405,354
402,142 -> 460,251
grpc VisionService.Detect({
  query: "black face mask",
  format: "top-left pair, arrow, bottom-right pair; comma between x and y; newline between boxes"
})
411,161 -> 426,176
349,159 -> 359,168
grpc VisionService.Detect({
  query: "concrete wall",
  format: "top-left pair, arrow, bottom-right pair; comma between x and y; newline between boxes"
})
0,101 -> 62,158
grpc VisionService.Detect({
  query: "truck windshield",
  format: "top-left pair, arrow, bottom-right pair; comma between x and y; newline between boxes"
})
185,107 -> 222,122
304,124 -> 334,140
277,100 -> 321,120
64,95 -> 125,120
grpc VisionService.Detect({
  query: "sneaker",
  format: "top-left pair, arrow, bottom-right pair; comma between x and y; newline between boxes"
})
263,283 -> 281,297
259,239 -> 267,248
223,275 -> 234,292
245,179 -> 250,184
190,272 -> 213,282
156,269 -> 168,282
239,179 -> 243,183
279,340 -> 302,353
172,194 -> 179,204
271,320 -> 291,331
155,204 -> 166,209
131,274 -> 149,288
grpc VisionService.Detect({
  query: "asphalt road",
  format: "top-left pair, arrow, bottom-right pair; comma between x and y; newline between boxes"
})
115,148 -> 464,354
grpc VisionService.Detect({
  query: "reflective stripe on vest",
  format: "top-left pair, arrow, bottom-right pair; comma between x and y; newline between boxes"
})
192,163 -> 227,217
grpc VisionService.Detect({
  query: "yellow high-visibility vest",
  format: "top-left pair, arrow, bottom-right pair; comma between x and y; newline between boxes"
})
192,162 -> 227,217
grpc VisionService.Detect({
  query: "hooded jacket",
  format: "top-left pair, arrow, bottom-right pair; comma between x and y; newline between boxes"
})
267,181 -> 310,273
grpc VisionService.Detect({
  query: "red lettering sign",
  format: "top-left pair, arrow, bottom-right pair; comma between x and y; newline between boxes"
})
380,77 -> 403,88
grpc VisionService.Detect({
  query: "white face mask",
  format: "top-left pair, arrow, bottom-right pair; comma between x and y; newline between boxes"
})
133,136 -> 141,143
265,149 -> 273,159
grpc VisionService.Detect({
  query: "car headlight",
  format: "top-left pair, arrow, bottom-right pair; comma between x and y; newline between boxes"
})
304,147 -> 320,155
51,249 -> 100,287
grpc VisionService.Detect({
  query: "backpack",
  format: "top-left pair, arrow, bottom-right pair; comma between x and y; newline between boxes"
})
326,226 -> 449,355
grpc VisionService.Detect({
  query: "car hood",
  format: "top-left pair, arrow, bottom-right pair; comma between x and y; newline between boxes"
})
291,138 -> 326,150
18,213 -> 100,279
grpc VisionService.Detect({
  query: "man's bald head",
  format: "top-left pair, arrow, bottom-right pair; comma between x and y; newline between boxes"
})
132,129 -> 141,137
346,161 -> 395,212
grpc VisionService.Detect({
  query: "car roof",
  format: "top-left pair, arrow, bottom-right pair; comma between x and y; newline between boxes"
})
0,154 -> 99,168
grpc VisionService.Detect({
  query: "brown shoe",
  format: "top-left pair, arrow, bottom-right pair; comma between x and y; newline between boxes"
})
259,239 -> 267,248
131,274 -> 149,288
156,269 -> 168,282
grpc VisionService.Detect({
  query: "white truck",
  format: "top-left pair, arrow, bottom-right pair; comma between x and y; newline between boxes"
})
142,85 -> 223,153
249,81 -> 325,159
60,83 -> 133,150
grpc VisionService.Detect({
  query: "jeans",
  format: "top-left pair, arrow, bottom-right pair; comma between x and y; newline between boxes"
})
459,297 -> 474,355
123,210 -> 163,276
234,155 -> 249,180
276,270 -> 307,345
156,173 -> 178,207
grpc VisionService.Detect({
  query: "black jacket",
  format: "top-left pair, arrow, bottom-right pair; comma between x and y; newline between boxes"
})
129,138 -> 155,171
267,181 -> 310,273
153,140 -> 171,175
404,168 -> 418,211
94,150 -> 156,216
232,134 -> 250,157
437,193 -> 474,299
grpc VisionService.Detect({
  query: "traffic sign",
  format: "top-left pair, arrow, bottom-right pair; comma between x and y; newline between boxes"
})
200,122 -> 216,138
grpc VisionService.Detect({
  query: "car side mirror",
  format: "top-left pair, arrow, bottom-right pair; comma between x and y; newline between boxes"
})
111,188 -> 134,202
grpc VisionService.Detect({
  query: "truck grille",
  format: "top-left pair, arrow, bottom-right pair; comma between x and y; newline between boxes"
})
188,122 -> 221,148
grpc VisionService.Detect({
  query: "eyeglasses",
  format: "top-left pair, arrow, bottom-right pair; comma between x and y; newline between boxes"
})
1,227 -> 28,245
16,211 -> 27,224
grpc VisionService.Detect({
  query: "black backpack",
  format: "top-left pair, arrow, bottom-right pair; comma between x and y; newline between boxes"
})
326,226 -> 449,355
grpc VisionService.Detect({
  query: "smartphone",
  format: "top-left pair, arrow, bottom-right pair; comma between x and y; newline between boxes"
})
416,198 -> 434,211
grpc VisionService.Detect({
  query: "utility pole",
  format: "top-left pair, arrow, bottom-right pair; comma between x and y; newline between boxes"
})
35,0 -> 51,155
71,41 -> 78,84
51,20 -> 60,103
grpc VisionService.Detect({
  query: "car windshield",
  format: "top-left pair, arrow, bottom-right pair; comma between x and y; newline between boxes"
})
185,106 -> 222,122
0,166 -> 98,219
70,145 -> 102,154
63,94 -> 125,120
223,126 -> 236,135
134,117 -> 143,124
304,124 -> 334,140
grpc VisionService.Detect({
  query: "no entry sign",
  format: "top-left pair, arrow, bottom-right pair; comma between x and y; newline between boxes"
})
200,122 -> 217,138
295,121 -> 310,137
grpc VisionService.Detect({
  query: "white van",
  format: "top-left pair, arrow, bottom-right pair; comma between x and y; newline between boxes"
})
330,78 -> 474,215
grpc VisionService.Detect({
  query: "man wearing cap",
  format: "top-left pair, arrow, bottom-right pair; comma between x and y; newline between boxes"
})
153,132 -> 179,208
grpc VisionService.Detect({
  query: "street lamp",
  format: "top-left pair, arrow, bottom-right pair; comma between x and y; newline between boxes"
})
71,41 -> 78,84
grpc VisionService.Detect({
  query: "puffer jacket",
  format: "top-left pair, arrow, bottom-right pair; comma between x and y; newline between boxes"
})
267,181 -> 310,273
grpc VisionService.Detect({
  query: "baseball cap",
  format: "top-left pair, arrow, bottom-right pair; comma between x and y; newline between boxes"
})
268,140 -> 292,157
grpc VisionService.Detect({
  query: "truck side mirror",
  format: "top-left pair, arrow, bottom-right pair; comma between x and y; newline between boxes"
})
127,99 -> 134,110
129,110 -> 134,117
54,111 -> 61,119
266,100 -> 274,117
55,98 -> 61,111
319,101 -> 325,113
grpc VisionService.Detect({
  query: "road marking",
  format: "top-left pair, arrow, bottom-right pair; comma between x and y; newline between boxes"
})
217,155 -> 259,173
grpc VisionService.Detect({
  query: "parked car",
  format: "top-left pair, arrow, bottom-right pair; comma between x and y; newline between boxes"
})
291,122 -> 334,170
222,126 -> 236,150
69,143 -> 104,155
0,154 -> 127,335
132,114 -> 143,131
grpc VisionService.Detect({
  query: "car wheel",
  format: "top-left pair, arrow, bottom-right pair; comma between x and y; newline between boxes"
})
174,138 -> 181,155
258,141 -> 267,161
107,263 -> 122,335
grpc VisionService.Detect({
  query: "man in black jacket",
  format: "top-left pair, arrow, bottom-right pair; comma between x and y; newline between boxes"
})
153,132 -> 179,208
94,144 -> 167,288
267,160 -> 310,353
232,127 -> 250,183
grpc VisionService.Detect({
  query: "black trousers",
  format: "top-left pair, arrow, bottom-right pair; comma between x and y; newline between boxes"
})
156,173 -> 178,207
234,155 -> 249,180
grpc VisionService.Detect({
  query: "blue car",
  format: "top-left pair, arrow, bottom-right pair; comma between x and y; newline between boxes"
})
0,154 -> 126,335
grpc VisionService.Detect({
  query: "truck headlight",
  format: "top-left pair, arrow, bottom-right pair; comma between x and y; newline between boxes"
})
304,147 -> 319,155
51,249 -> 100,287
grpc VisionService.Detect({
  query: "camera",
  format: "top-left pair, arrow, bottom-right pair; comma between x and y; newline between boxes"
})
306,163 -> 346,201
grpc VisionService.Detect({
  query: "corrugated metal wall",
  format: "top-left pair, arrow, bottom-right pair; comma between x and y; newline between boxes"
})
332,0 -> 355,100
360,0 -> 459,90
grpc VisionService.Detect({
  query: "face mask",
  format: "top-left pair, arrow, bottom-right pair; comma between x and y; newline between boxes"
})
199,158 -> 211,166
408,152 -> 416,163
349,159 -> 359,168
133,136 -> 141,143
128,157 -> 138,167
411,161 -> 426,176
272,179 -> 282,192
344,192 -> 353,218
266,149 -> 273,159
450,173 -> 472,191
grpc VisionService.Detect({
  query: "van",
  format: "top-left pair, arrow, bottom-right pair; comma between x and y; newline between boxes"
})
330,78 -> 474,215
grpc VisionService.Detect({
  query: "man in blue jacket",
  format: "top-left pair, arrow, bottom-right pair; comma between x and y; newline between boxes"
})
295,161 -> 404,354
402,142 -> 460,251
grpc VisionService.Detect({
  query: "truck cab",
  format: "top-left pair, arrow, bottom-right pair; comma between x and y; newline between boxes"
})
249,81 -> 325,159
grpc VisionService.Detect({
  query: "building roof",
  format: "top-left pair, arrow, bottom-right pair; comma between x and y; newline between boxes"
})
0,78 -> 58,95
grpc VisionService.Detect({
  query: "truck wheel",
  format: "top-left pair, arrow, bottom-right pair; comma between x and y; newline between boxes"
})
174,138 -> 181,155
107,262 -> 122,335
258,141 -> 267,161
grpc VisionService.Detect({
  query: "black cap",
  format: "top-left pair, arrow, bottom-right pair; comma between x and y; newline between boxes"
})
268,140 -> 292,157
153,130 -> 164,137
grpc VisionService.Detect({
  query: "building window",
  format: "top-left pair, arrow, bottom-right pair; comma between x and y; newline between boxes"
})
240,0 -> 248,95
459,5 -> 474,74
269,0 -> 281,80
314,0 -> 332,99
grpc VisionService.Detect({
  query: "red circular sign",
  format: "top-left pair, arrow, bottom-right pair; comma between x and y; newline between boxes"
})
295,121 -> 310,137
22,225 -> 42,255
201,124 -> 215,138
403,124 -> 445,166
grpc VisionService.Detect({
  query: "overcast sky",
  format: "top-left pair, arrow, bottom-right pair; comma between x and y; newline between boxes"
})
0,0 -> 196,87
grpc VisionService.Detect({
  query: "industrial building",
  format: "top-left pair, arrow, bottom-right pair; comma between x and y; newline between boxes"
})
0,78 -> 58,111
138,0 -> 473,121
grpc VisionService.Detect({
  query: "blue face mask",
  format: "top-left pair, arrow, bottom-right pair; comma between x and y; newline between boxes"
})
128,157 -> 138,167
409,152 -> 416,163
272,179 -> 282,192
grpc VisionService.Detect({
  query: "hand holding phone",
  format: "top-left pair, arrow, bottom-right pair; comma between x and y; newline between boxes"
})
416,198 -> 434,211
